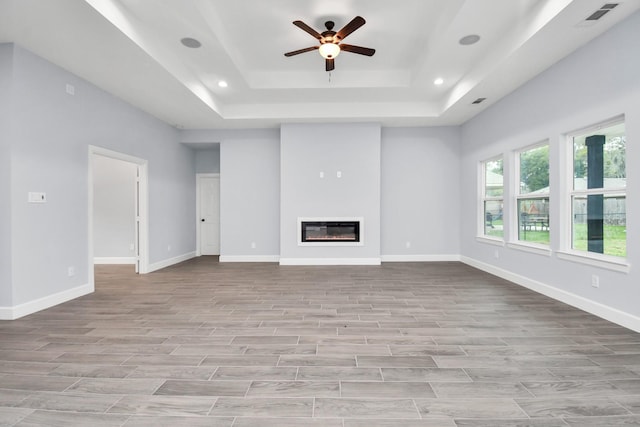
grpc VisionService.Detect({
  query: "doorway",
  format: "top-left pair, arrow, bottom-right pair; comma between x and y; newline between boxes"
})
89,146 -> 149,284
196,173 -> 220,255
92,155 -> 137,265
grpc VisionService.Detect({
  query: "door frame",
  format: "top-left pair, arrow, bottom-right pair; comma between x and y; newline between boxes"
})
196,173 -> 220,256
88,146 -> 149,284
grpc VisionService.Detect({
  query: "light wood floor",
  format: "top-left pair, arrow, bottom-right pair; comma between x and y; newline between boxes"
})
1,258 -> 640,426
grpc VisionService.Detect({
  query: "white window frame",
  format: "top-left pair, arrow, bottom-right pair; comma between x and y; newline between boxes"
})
509,141 -> 551,255
478,155 -> 504,243
557,116 -> 629,272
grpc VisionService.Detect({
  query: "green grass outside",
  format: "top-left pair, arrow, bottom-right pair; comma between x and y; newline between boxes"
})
519,229 -> 550,244
488,222 -> 626,257
485,219 -> 503,238
573,223 -> 627,257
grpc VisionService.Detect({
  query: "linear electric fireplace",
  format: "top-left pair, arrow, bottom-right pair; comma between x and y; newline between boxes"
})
298,217 -> 363,246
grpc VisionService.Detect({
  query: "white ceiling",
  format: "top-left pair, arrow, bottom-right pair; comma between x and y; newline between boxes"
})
1,0 -> 637,129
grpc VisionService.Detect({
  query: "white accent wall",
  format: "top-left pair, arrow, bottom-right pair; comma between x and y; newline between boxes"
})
280,123 -> 381,264
459,10 -> 640,329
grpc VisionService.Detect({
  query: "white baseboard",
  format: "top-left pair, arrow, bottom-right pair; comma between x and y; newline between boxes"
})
461,256 -> 640,333
219,255 -> 460,264
147,251 -> 197,273
279,257 -> 382,266
219,255 -> 280,263
0,283 -> 94,320
381,254 -> 461,262
0,307 -> 11,320
94,257 -> 136,265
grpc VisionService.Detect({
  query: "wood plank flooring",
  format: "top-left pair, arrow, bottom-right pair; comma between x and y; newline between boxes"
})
2,257 -> 640,426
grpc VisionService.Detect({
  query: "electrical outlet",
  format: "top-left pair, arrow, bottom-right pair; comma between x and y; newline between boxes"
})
129,243 -> 135,251
251,242 -> 256,249
28,192 -> 46,203
592,275 -> 600,288
67,266 -> 75,277
167,244 -> 171,252
405,241 -> 411,248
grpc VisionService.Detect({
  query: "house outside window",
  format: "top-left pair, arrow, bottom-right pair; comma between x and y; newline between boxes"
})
482,156 -> 503,239
517,143 -> 550,245
569,119 -> 626,258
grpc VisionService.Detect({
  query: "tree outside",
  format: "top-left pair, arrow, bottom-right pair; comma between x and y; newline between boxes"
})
520,145 -> 549,193
573,135 -> 626,183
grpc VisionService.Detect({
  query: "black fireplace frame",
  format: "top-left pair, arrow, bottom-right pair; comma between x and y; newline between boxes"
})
298,218 -> 363,245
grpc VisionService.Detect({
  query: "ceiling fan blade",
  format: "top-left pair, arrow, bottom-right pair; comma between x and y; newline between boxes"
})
335,16 -> 366,41
293,20 -> 322,40
340,44 -> 375,56
326,58 -> 335,72
284,46 -> 319,57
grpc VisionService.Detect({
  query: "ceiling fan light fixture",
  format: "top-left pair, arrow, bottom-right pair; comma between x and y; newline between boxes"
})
285,16 -> 373,70
319,43 -> 340,59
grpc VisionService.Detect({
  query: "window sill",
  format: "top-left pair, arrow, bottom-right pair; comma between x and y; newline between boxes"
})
476,236 -> 505,247
507,242 -> 552,257
556,250 -> 630,273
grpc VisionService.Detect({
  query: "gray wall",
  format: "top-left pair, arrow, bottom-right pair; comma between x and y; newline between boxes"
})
92,155 -> 137,259
5,43 -> 196,307
280,123 -> 381,261
460,10 -> 640,318
220,132 -> 280,258
0,44 -> 12,306
381,127 -> 461,258
182,125 -> 462,263
195,147 -> 220,173
181,129 -> 282,260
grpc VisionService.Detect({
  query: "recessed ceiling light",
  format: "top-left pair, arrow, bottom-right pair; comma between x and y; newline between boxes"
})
459,34 -> 480,46
180,37 -> 202,48
218,80 -> 228,88
434,78 -> 444,86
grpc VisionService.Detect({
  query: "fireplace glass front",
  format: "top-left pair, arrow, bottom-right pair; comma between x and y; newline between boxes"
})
301,221 -> 360,243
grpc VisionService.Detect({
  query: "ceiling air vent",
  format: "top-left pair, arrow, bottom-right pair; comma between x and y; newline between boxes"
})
472,97 -> 486,105
586,3 -> 619,21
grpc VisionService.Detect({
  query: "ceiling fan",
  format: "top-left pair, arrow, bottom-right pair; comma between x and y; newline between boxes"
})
284,16 -> 375,72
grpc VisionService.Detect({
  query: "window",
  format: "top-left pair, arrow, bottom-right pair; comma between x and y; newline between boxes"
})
517,143 -> 549,245
569,120 -> 626,258
482,156 -> 503,238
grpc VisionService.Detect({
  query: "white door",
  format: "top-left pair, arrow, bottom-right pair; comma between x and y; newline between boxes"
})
198,175 -> 220,255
